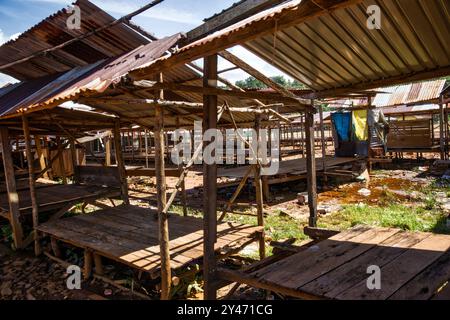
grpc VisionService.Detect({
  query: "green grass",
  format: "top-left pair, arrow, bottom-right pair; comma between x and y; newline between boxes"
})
318,203 -> 449,234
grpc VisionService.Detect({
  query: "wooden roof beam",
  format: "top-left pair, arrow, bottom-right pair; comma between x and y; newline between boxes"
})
133,82 -> 302,105
185,0 -> 286,43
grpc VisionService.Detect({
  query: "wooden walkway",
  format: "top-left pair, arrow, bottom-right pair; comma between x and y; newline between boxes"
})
221,226 -> 450,300
37,205 -> 262,275
218,157 -> 356,179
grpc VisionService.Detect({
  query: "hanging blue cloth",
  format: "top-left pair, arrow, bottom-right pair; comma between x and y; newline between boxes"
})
331,112 -> 351,142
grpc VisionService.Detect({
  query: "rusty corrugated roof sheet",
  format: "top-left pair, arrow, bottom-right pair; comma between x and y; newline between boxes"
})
0,0 -> 150,81
372,79 -> 446,107
0,34 -> 182,118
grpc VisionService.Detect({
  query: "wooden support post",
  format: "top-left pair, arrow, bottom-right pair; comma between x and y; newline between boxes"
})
155,73 -> 171,300
203,55 -> 218,300
113,121 -> 130,204
70,139 -> 78,183
439,95 -> 445,160
305,110 -> 318,228
56,137 -> 67,184
84,250 -> 93,280
34,135 -> 47,179
318,104 -> 327,182
93,253 -> 104,276
176,117 -> 188,216
0,127 -> 24,249
254,114 -> 266,260
144,129 -> 149,168
50,237 -> 61,258
105,135 -> 111,166
22,115 -> 42,256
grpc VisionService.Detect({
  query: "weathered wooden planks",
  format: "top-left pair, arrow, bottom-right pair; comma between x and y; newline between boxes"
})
232,227 -> 450,300
0,184 -> 120,214
37,205 -> 261,275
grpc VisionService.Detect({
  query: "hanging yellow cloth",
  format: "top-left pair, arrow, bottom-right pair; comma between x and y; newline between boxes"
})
352,110 -> 368,141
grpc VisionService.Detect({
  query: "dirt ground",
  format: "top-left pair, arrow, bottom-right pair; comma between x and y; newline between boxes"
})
1,157 -> 449,300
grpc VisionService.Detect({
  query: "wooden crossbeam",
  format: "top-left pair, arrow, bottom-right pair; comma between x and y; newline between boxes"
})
134,82 -> 299,104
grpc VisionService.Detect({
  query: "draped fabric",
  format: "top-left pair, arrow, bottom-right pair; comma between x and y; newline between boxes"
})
331,112 -> 351,142
352,109 -> 369,141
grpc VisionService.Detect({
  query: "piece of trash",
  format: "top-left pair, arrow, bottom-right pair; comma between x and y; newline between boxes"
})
297,193 -> 308,205
418,166 -> 427,172
357,188 -> 371,197
308,245 -> 320,252
103,289 -> 113,296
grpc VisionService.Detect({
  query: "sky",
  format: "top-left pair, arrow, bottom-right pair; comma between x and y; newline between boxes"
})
0,0 -> 290,87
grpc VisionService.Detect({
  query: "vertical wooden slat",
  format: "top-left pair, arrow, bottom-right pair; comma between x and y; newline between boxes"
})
155,72 -> 171,300
113,121 -> 129,204
22,115 -> 41,255
305,110 -> 318,227
0,127 -> 24,249
203,54 -> 218,300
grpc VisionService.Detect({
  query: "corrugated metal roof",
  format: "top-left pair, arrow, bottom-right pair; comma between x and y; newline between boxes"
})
243,0 -> 450,92
372,79 -> 446,107
381,104 -> 443,116
0,0 -> 150,81
132,0 -> 450,98
0,34 -> 182,118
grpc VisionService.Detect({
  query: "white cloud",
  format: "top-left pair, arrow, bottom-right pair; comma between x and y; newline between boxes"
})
0,29 -> 21,87
21,0 -> 203,25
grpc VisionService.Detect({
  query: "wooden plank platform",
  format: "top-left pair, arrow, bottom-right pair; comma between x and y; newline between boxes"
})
220,227 -> 450,300
217,157 -> 357,179
37,205 -> 262,275
0,184 -> 120,215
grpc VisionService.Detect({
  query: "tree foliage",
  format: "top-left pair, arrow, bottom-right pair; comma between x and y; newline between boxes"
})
235,76 -> 307,90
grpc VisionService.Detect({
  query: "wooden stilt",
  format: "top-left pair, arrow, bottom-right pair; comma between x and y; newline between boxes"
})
22,115 -> 42,255
254,114 -> 266,260
50,237 -> 61,258
203,54 -> 218,300
70,139 -> 78,183
56,137 -> 67,184
34,135 -> 48,179
439,95 -> 445,160
113,121 -> 130,204
105,135 -> 111,166
155,72 -> 171,300
318,104 -> 327,182
176,117 -> 188,216
93,253 -> 104,276
0,127 -> 24,249
144,129 -> 149,168
305,110 -> 318,227
84,250 -> 93,280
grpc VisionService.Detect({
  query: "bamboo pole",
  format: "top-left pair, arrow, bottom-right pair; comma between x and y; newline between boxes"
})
155,73 -> 171,300
22,115 -> 42,255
